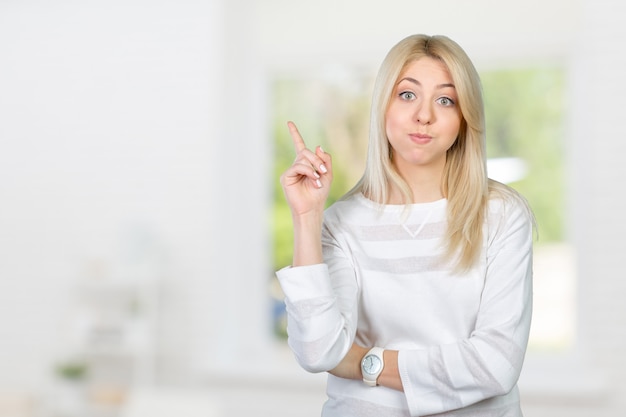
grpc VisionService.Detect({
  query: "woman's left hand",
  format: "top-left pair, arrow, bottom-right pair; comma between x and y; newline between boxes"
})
329,343 -> 368,380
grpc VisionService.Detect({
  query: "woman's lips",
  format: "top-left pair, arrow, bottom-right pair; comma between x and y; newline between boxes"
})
409,133 -> 432,144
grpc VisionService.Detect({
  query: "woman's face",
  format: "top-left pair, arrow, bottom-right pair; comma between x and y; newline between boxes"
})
385,56 -> 462,175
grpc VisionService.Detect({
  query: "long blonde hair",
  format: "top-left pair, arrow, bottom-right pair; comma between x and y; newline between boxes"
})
347,34 -> 524,271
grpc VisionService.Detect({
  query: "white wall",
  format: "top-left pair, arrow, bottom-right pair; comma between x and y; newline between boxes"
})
254,0 -> 581,72
565,0 -> 626,414
0,0 -> 231,389
0,0 -> 277,395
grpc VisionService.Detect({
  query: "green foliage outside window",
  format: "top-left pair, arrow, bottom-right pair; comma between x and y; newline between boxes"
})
482,68 -> 565,242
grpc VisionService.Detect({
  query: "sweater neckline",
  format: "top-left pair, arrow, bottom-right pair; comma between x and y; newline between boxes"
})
354,192 -> 447,212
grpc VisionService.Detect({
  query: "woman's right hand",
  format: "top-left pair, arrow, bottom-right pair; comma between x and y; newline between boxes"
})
280,121 -> 333,218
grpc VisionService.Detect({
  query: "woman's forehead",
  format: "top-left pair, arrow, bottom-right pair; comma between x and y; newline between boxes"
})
398,57 -> 453,83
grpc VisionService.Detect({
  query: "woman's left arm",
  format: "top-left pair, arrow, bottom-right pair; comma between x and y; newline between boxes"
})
332,198 -> 534,415
329,344 -> 404,391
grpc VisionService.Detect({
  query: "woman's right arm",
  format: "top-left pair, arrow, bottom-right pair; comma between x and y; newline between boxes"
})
277,122 -> 359,372
279,121 -> 333,266
276,226 -> 360,373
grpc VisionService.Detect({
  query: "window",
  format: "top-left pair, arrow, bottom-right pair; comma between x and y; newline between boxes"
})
270,67 -> 575,351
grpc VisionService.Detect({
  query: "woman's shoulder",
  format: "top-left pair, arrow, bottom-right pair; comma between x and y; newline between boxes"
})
486,179 -> 536,233
323,192 -> 397,228
324,192 -> 367,220
488,180 -> 529,210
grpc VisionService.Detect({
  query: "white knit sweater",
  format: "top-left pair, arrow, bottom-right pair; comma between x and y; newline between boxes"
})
276,192 -> 533,417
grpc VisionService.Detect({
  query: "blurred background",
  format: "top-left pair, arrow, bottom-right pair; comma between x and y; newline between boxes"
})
0,0 -> 624,416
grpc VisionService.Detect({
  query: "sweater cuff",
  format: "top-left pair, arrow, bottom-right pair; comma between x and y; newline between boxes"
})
276,263 -> 333,302
399,349 -> 436,416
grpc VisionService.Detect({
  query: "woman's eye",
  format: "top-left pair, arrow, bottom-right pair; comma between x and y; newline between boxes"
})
399,91 -> 416,100
437,97 -> 455,106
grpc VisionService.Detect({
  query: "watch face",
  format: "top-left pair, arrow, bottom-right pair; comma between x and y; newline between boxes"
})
362,354 -> 382,375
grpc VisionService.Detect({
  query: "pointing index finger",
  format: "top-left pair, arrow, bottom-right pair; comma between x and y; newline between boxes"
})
287,121 -> 306,153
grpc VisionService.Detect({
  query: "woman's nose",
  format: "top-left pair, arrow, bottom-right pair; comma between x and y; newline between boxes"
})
415,102 -> 433,125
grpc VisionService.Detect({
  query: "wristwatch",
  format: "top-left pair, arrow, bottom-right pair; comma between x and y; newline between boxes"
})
361,347 -> 385,386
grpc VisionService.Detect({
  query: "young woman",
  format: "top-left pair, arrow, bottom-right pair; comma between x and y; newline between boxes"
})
277,34 -> 534,417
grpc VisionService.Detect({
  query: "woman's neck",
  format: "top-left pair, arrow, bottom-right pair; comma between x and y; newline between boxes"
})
388,183 -> 444,204
389,162 -> 445,204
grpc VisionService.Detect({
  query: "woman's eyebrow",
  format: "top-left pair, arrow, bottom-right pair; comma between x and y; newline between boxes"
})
399,77 -> 455,90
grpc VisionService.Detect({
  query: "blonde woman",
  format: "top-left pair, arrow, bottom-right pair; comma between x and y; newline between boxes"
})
278,34 -> 534,416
